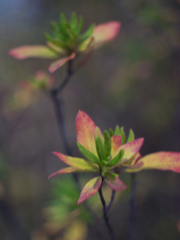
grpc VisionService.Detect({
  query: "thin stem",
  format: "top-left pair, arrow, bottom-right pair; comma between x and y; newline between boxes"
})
98,180 -> 118,240
50,60 -> 74,156
107,190 -> 116,212
50,60 -> 106,238
51,60 -> 74,96
50,60 -> 80,184
129,173 -> 136,240
50,94 -> 72,156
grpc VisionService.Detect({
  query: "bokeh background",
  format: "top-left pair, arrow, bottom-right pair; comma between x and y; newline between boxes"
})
0,0 -> 180,239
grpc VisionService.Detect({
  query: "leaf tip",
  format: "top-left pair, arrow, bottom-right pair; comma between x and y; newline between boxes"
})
8,48 -> 24,60
48,172 -> 57,179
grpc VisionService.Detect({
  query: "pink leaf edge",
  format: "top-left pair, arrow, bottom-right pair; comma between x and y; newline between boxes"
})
93,21 -> 121,45
127,151 -> 180,173
48,53 -> 75,73
105,177 -> 128,191
76,110 -> 97,155
8,45 -> 58,60
78,176 -> 102,204
48,167 -> 79,179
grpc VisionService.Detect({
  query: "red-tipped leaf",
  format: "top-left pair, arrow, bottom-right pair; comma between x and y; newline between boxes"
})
78,176 -> 102,204
53,152 -> 99,171
122,152 -> 142,167
76,110 -> 97,155
111,135 -> 122,158
8,45 -> 58,60
126,152 -> 180,173
92,21 -> 121,48
48,167 -> 79,178
49,53 -> 76,73
117,138 -> 144,165
48,166 -> 98,179
105,177 -> 127,191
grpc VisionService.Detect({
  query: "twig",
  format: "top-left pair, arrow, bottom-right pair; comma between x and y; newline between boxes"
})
50,60 -> 107,238
107,190 -> 116,212
50,60 -> 80,184
50,94 -> 72,156
98,179 -> 118,240
129,173 -> 136,240
51,60 -> 74,97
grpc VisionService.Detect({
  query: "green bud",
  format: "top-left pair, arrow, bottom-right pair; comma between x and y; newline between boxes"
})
120,127 -> 126,144
107,149 -> 124,167
103,130 -> 111,159
109,128 -> 114,137
73,15 -> 83,35
95,137 -> 106,162
77,142 -> 100,164
78,24 -> 95,44
114,125 -> 121,135
114,126 -> 126,144
127,129 -> 135,142
60,13 -> 68,25
70,12 -> 78,30
94,127 -> 107,163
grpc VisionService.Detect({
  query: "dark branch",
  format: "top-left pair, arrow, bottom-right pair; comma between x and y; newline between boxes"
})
107,190 -> 116,212
98,180 -> 118,240
50,94 -> 72,156
50,59 -> 74,97
50,59 -> 74,156
50,59 -> 107,238
50,60 -> 79,184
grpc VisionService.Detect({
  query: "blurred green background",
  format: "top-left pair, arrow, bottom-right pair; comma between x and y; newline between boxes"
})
0,0 -> 180,239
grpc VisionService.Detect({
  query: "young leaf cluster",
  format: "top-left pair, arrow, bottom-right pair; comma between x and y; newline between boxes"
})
109,126 -> 135,144
77,126 -> 135,180
45,13 -> 94,51
49,111 -> 145,203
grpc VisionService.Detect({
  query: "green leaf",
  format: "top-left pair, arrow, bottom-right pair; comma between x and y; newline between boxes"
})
95,137 -> 106,162
114,126 -> 126,144
77,142 -> 100,164
109,128 -> 114,137
60,13 -> 68,26
114,125 -> 121,135
57,24 -> 70,43
105,172 -> 118,181
104,130 -> 111,159
70,13 -> 83,36
78,24 -> 95,43
120,127 -> 126,144
127,129 -> 135,143
53,152 -> 99,171
107,149 -> 124,167
75,16 -> 83,35
70,12 -> 78,30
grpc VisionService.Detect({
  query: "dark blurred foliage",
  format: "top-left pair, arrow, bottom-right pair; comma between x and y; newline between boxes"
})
0,0 -> 180,239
